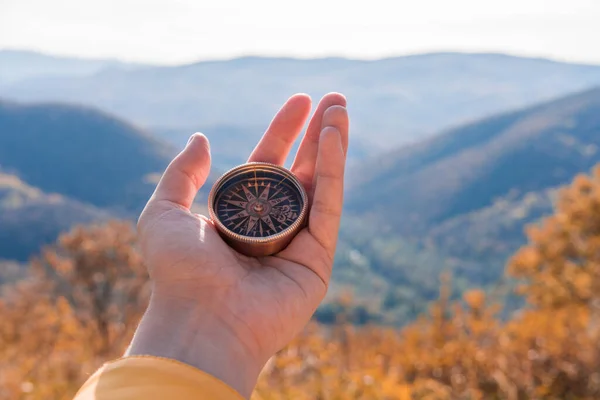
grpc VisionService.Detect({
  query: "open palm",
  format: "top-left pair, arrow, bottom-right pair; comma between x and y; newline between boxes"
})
132,93 -> 349,397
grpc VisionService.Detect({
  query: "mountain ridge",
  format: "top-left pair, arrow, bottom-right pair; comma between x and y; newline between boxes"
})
4,52 -> 600,150
6,48 -> 599,67
339,87 -> 600,301
0,99 -> 175,212
346,86 -> 600,230
0,49 -> 148,85
158,51 -> 600,68
0,170 -> 111,261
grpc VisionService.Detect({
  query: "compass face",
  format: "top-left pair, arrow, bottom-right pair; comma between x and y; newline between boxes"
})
212,164 -> 306,239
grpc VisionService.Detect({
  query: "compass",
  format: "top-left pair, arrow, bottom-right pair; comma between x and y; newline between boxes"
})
208,162 -> 308,257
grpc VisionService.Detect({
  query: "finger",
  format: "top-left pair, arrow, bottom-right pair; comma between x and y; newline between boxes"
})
247,93 -> 312,165
322,106 -> 349,155
291,93 -> 347,193
308,126 -> 346,261
149,133 -> 211,209
308,105 -> 349,199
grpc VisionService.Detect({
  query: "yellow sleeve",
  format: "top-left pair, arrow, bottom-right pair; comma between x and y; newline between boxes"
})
74,356 -> 245,400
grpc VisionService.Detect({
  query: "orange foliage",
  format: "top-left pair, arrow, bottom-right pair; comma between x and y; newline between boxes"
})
254,167 -> 600,399
255,288 -> 599,399
509,167 -> 600,310
4,168 -> 600,399
0,221 -> 149,400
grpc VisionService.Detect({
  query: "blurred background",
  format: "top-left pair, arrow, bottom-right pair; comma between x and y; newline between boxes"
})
2,1 -> 600,398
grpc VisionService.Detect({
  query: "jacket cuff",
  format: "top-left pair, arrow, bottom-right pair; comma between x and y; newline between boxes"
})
74,355 -> 244,400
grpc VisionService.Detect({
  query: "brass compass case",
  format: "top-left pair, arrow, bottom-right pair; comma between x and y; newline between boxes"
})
208,162 -> 308,257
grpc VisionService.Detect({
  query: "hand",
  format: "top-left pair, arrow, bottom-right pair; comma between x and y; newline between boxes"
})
128,93 -> 349,398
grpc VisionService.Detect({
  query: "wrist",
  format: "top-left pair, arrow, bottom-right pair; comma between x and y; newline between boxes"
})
127,294 -> 263,399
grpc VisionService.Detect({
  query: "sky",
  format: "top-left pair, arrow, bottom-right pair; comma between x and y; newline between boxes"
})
1,0 -> 599,65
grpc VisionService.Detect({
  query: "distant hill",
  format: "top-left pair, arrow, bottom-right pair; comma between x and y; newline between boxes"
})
346,87 -> 600,232
153,124 -> 373,170
426,187 -> 556,268
0,171 -> 110,261
0,50 -> 146,85
0,100 -> 228,261
336,88 -> 600,314
3,53 -> 600,149
0,100 -> 175,213
152,124 -> 266,170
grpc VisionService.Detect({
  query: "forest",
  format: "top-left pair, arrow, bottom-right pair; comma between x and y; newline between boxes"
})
2,164 -> 600,399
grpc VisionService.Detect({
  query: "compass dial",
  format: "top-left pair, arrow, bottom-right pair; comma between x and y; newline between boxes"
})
208,162 -> 308,256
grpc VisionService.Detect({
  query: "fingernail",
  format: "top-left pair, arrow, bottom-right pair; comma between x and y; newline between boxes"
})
321,126 -> 341,137
187,134 -> 196,145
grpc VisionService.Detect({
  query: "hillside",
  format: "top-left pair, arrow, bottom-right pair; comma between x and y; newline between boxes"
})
3,53 -> 600,149
346,87 -> 600,232
0,50 -> 146,85
0,100 -> 175,213
153,124 -> 373,170
335,88 -> 600,317
0,171 -> 110,261
152,124 -> 267,170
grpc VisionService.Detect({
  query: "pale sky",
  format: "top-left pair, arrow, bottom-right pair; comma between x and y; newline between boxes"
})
1,0 -> 599,65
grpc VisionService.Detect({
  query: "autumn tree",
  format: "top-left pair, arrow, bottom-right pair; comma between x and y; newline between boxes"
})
509,166 -> 600,310
31,220 -> 149,355
505,167 -> 600,398
0,221 -> 149,400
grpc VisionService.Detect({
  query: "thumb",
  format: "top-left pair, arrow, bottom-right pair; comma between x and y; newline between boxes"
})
148,132 -> 211,210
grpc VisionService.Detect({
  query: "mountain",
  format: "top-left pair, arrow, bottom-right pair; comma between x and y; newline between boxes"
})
426,187 -> 555,265
0,100 -> 229,261
338,88 -> 600,311
152,124 -> 267,170
0,100 -> 175,213
3,53 -> 600,150
153,124 -> 373,171
0,50 -> 146,85
346,87 -> 600,232
0,171 -> 110,261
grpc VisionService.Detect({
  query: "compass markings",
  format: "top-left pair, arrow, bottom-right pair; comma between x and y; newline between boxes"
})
225,209 -> 249,222
262,215 -> 277,232
224,199 -> 247,208
246,216 -> 259,235
258,184 -> 271,201
216,171 -> 304,238
242,185 -> 257,202
270,186 -> 283,199
253,167 -> 258,194
232,216 -> 248,231
229,190 -> 246,201
269,195 -> 291,206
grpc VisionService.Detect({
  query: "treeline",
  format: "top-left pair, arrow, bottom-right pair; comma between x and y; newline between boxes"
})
3,167 -> 600,399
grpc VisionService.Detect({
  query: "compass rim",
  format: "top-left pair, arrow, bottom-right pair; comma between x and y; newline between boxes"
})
208,162 -> 308,246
